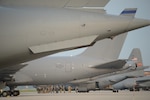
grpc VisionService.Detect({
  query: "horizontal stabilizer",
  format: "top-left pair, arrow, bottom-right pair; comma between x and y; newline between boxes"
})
29,35 -> 98,54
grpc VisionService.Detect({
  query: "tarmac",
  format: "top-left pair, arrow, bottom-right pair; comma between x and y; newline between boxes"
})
0,90 -> 150,100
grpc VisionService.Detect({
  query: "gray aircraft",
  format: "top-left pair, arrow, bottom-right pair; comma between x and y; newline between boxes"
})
66,48 -> 147,92
136,76 -> 150,90
112,72 -> 150,92
0,26 -> 129,97
0,0 -> 150,69
110,53 -> 150,92
29,48 -> 147,93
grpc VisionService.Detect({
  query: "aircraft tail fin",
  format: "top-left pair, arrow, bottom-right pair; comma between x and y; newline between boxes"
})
78,33 -> 127,59
120,8 -> 137,17
128,48 -> 143,67
78,8 -> 138,59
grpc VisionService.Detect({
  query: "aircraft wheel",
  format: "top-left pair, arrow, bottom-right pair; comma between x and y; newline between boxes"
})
1,91 -> 8,97
12,90 -> 20,96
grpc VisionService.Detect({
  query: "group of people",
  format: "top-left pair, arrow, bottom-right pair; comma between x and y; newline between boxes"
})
36,85 -> 78,93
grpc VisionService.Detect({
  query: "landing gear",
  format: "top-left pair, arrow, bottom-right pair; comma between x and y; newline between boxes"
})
0,90 -> 20,97
0,86 -> 20,97
11,90 -> 20,96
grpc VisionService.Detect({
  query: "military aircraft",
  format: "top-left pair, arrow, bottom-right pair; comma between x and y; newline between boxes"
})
136,76 -> 150,90
65,48 -> 147,92
0,0 -> 150,69
0,26 -> 129,97
112,72 -> 150,92
29,48 -> 147,93
109,49 -> 150,92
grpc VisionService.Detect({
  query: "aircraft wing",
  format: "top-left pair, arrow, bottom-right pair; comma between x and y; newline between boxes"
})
69,78 -> 92,84
136,77 -> 150,83
69,60 -> 127,84
0,64 -> 27,82
29,35 -> 98,54
0,0 -> 110,8
91,60 -> 126,69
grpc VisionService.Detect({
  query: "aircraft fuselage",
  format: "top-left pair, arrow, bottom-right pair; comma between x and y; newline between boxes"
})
1,7 -> 150,68
9,56 -> 123,86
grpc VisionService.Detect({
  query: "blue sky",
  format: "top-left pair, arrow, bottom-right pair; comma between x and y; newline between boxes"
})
105,0 -> 150,66
51,0 -> 150,66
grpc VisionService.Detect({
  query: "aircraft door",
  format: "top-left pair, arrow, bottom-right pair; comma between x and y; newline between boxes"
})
65,63 -> 72,72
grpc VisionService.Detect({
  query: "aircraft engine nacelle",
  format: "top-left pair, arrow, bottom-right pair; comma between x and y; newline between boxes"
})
0,82 -> 6,89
